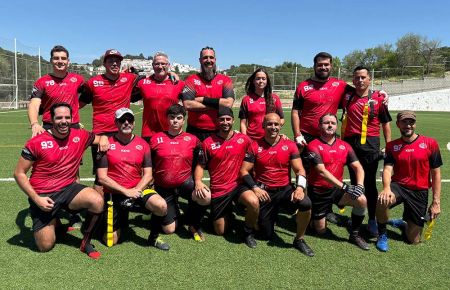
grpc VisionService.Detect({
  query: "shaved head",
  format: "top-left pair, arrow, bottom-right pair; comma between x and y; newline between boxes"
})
263,113 -> 281,126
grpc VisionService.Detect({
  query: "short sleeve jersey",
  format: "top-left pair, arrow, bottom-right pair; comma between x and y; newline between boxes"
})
385,135 -> 443,190
181,73 -> 234,131
21,129 -> 94,194
238,93 -> 284,140
201,132 -> 252,198
292,77 -> 350,137
150,131 -> 202,188
245,138 -> 299,188
306,138 -> 358,188
30,73 -> 84,124
136,76 -> 185,138
98,135 -> 151,192
341,90 -> 392,137
80,72 -> 137,134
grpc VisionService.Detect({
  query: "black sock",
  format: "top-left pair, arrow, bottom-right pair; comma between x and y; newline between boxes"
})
186,201 -> 207,229
351,213 -> 365,234
378,223 -> 387,235
149,215 -> 162,241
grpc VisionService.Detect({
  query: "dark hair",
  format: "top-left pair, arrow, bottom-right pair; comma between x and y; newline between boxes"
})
50,102 -> 72,119
313,52 -> 333,65
319,113 -> 338,124
353,65 -> 371,77
167,104 -> 186,117
245,68 -> 275,113
50,45 -> 69,58
200,46 -> 215,58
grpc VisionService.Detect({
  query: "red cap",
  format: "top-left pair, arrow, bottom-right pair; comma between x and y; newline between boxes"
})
103,49 -> 123,62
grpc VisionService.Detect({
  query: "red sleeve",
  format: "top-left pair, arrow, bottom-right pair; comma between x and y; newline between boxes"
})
29,79 -> 45,99
289,141 -> 300,160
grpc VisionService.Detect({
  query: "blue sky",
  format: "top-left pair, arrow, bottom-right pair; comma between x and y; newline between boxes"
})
1,0 -> 449,69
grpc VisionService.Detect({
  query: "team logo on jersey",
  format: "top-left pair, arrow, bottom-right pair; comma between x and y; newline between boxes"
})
70,77 -> 77,83
120,77 -> 128,83
249,98 -> 254,104
393,144 -> 402,152
318,145 -> 324,151
136,145 -> 143,150
419,142 -> 427,149
282,145 -> 288,151
217,80 -> 223,85
73,137 -> 80,143
258,146 -> 263,153
194,79 -> 201,86
304,85 -> 313,91
332,82 -> 340,87
237,138 -> 244,144
184,136 -> 191,142
339,145 -> 346,150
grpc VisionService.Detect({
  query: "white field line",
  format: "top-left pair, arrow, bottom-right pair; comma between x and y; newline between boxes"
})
0,109 -> 28,114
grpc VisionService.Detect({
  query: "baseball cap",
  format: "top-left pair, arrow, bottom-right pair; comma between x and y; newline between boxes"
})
103,49 -> 123,62
115,108 -> 134,119
217,107 -> 234,118
396,110 -> 416,121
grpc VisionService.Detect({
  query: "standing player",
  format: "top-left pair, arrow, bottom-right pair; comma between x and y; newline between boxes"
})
14,103 -> 108,259
239,68 -> 285,140
376,111 -> 442,252
195,107 -> 259,248
97,108 -> 167,246
306,113 -> 369,250
149,104 -> 209,247
240,113 -> 314,257
182,46 -> 235,141
134,52 -> 185,142
342,66 -> 392,236
28,45 -> 85,137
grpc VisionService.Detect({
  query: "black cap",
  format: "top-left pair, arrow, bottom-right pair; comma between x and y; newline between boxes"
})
217,107 -> 234,118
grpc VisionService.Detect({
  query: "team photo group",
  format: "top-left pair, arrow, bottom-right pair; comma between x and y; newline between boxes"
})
14,45 -> 442,259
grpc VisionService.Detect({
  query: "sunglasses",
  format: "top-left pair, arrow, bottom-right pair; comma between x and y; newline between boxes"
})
118,116 -> 134,123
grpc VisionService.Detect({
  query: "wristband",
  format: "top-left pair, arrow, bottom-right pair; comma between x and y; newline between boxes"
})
243,174 -> 257,189
342,182 -> 349,192
203,97 -> 220,109
296,175 -> 307,189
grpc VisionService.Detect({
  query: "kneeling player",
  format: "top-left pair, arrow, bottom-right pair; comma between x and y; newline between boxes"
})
195,107 -> 259,248
306,113 -> 369,250
97,108 -> 167,246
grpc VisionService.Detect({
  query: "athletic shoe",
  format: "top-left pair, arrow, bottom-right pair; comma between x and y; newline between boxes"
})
367,219 -> 378,237
244,234 -> 257,249
148,236 -> 170,251
376,234 -> 389,252
293,238 -> 315,257
349,234 -> 370,250
326,212 -> 350,227
188,226 -> 205,242
80,242 -> 101,259
388,219 -> 406,229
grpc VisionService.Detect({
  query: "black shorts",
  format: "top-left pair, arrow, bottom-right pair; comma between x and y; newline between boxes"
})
91,131 -> 116,180
390,182 -> 428,227
28,183 -> 87,232
155,178 -> 195,226
210,184 -> 247,221
308,186 -> 344,220
186,125 -> 217,142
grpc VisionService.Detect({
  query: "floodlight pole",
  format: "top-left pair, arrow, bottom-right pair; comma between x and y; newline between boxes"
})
38,46 -> 41,77
14,38 -> 18,110
371,68 -> 375,90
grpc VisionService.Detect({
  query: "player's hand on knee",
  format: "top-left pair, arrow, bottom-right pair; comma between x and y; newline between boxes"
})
253,187 -> 270,203
194,182 -> 210,199
378,190 -> 394,205
125,188 -> 142,199
35,196 -> 55,212
291,187 -> 305,202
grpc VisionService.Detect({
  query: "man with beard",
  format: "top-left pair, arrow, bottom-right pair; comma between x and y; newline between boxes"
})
149,104 -> 209,247
97,108 -> 167,247
306,113 -> 369,250
375,111 -> 442,252
14,103 -> 108,259
341,66 -> 392,237
134,52 -> 185,142
194,107 -> 259,248
182,47 -> 235,141
240,113 -> 314,257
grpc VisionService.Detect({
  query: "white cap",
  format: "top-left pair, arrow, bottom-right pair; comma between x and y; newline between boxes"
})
115,108 -> 134,119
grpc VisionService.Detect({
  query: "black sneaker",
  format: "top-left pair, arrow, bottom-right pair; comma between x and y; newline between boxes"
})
349,234 -> 370,250
244,234 -> 257,249
293,238 -> 315,257
148,236 -> 170,251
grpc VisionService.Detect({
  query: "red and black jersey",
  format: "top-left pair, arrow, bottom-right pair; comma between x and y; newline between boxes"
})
306,138 -> 358,188
136,76 -> 185,138
80,72 -> 137,134
98,135 -> 151,192
238,93 -> 284,140
150,131 -> 202,188
244,138 -> 299,188
30,73 -> 84,124
341,89 -> 391,137
21,129 -> 94,194
385,135 -> 442,190
181,73 -> 234,131
292,77 -> 350,137
201,132 -> 252,198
